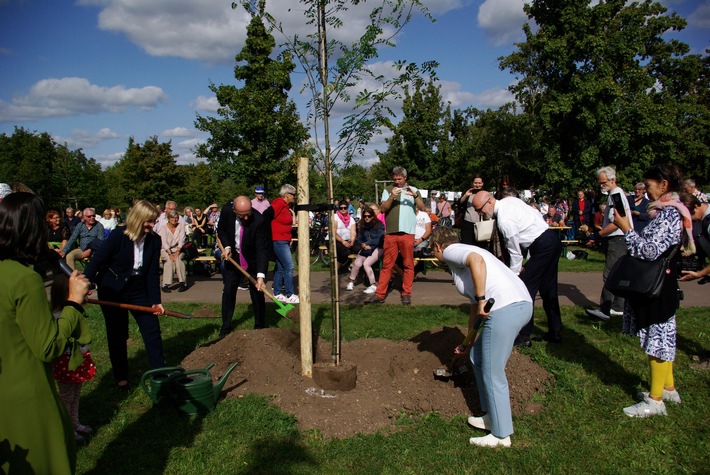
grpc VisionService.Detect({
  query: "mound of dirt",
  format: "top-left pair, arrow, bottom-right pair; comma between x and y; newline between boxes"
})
182,327 -> 553,438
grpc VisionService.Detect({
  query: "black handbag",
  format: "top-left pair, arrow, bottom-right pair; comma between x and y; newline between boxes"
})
605,246 -> 679,299
180,241 -> 199,261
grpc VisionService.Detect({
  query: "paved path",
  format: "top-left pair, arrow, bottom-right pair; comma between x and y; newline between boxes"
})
162,269 -> 708,308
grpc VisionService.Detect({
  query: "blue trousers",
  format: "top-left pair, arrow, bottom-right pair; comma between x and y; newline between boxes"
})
470,301 -> 532,438
272,240 -> 295,297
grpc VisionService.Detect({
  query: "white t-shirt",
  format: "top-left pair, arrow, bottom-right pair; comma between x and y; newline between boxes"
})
443,243 -> 532,309
415,210 -> 431,240
333,212 -> 353,241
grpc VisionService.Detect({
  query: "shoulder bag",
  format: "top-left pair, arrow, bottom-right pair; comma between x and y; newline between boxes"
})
473,219 -> 496,242
604,245 -> 679,299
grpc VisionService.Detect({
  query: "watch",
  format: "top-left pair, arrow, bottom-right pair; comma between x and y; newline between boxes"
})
474,295 -> 486,302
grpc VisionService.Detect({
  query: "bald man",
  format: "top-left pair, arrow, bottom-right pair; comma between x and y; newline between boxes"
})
217,196 -> 269,336
472,191 -> 563,346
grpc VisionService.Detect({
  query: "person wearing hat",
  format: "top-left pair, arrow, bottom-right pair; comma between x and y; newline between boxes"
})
251,186 -> 270,214
0,183 -> 12,202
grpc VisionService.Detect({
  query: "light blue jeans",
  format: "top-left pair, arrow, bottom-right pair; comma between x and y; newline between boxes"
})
272,240 -> 295,297
470,300 -> 532,438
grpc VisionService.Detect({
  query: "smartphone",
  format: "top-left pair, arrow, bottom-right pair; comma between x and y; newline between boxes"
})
611,193 -> 626,217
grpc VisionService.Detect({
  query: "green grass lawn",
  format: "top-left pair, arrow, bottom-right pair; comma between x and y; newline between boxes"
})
75,302 -> 708,474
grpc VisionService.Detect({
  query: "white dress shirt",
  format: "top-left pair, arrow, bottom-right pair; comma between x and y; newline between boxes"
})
493,197 -> 549,274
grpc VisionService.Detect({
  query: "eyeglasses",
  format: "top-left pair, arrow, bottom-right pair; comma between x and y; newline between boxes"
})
474,198 -> 491,213
598,180 -> 610,186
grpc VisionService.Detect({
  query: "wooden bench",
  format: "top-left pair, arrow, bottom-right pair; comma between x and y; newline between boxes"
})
561,239 -> 580,256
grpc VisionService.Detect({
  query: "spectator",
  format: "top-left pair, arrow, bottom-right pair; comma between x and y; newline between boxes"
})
429,190 -> 439,214
0,192 -> 92,474
426,206 -> 439,229
365,166 -> 426,305
334,199 -> 357,272
217,196 -> 269,336
154,200 -> 182,234
570,189 -> 593,237
61,207 -> 105,270
459,174 -> 485,245
83,200 -> 165,390
346,208 -> 384,294
251,186 -> 271,214
98,208 -> 117,234
429,227 -> 533,447
415,208 -> 433,252
192,207 -> 208,247
436,194 -> 453,227
346,196 -> 356,219
47,209 -> 70,252
543,206 -> 564,227
0,182 -> 11,201
472,191 -> 563,346
631,183 -> 650,234
356,199 -> 366,221
206,204 -> 220,236
680,193 -> 710,282
183,206 -> 195,237
593,202 -> 606,232
158,210 -> 188,293
683,178 -> 708,203
613,164 -> 688,417
370,202 -> 385,227
64,206 -> 81,233
271,185 -> 299,303
585,166 -> 633,321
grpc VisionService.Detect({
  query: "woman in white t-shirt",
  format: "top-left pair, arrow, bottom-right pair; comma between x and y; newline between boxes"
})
333,200 -> 356,271
429,227 -> 533,448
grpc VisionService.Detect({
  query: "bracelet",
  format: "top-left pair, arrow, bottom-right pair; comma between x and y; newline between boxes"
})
474,295 -> 486,302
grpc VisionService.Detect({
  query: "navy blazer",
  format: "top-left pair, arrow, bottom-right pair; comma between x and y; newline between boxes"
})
217,202 -> 268,276
83,228 -> 162,305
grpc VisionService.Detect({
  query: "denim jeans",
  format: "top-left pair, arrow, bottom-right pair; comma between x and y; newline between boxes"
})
273,240 -> 295,297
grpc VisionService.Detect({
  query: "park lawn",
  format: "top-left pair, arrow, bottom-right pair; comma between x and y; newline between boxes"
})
75,303 -> 708,474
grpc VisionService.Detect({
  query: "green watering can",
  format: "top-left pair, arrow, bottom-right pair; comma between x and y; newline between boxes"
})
168,361 -> 239,415
140,366 -> 189,405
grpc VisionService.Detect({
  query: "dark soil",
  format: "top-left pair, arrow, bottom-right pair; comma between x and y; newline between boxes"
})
182,326 -> 553,439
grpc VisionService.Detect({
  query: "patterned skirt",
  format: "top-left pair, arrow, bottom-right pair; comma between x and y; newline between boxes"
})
53,350 -> 97,384
623,309 -> 676,362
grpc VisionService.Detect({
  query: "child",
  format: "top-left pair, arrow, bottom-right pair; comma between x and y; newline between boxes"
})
50,274 -> 96,442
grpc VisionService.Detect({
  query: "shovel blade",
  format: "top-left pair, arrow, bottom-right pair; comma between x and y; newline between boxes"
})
272,298 -> 295,317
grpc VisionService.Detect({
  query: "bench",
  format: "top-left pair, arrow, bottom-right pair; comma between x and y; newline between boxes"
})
561,239 -> 580,256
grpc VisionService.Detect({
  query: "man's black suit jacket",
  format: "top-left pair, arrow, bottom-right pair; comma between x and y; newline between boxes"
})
217,202 -> 268,276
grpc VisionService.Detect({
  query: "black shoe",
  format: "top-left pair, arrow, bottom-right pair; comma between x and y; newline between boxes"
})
513,335 -> 531,347
533,332 -> 562,343
178,283 -> 188,292
219,330 -> 230,338
162,285 -> 171,293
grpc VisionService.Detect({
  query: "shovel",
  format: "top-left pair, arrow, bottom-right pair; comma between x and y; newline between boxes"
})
86,299 -> 199,319
434,298 -> 494,381
216,238 -> 296,318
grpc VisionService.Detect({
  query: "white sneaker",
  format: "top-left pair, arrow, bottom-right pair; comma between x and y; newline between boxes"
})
346,282 -> 355,291
469,434 -> 511,447
637,389 -> 681,404
286,294 -> 300,304
274,294 -> 287,302
586,308 -> 610,321
363,284 -> 377,294
623,396 -> 667,418
609,309 -> 624,316
467,414 -> 492,431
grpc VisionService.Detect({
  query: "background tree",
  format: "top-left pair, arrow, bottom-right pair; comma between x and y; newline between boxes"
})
53,143 -> 107,211
195,3 -> 308,195
180,162 -> 222,208
500,0 -> 708,191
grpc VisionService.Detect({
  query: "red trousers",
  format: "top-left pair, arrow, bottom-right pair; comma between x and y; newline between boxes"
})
376,233 -> 415,298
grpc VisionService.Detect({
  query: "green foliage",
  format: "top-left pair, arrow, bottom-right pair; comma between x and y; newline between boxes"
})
500,0 -> 709,192
195,7 -> 308,196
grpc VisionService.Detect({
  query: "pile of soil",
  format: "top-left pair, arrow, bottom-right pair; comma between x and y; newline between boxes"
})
182,326 -> 553,438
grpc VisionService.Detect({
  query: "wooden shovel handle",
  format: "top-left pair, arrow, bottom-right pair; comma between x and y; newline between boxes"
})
215,237 -> 277,301
87,299 -> 192,319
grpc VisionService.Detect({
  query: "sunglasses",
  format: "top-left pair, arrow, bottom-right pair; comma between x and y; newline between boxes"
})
84,214 -> 96,218
363,214 -> 373,219
339,206 -> 348,210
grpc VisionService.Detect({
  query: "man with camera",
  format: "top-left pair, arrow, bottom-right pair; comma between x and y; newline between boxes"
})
585,166 -> 633,321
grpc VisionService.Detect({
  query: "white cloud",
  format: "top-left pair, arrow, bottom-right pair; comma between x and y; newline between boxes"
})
161,127 -> 194,138
53,127 -> 120,149
192,95 -> 219,112
0,77 -> 167,122
477,0 -> 528,46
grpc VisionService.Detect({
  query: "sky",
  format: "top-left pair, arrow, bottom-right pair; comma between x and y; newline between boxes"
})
0,0 -> 708,169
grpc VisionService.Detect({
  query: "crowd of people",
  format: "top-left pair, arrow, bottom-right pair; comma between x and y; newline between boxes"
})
0,161 -> 706,475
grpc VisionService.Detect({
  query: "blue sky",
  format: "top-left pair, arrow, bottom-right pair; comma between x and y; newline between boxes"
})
1,0 -> 708,169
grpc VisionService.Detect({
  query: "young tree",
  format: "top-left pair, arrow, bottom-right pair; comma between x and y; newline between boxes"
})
500,0 -> 708,189
195,3 -> 308,195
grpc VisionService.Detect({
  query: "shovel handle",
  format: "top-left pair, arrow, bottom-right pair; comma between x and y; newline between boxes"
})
215,237 -> 278,301
87,299 -> 192,319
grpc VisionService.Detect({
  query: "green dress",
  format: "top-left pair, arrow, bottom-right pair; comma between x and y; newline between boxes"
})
0,260 -> 90,475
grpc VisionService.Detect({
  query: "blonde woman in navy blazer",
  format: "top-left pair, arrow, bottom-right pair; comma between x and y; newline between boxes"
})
83,200 -> 165,390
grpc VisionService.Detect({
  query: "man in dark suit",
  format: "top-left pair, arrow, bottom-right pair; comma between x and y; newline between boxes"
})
217,196 -> 269,336
570,189 -> 593,239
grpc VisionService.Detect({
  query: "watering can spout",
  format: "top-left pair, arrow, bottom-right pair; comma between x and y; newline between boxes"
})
213,361 -> 239,400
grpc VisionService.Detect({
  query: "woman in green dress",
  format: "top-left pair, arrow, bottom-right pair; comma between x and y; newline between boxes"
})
0,192 -> 91,475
